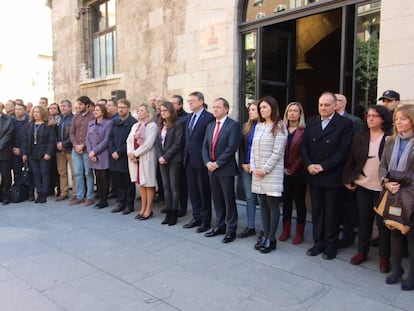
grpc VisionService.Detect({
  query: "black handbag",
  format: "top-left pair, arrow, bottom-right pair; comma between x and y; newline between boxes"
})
20,163 -> 31,186
10,184 -> 29,203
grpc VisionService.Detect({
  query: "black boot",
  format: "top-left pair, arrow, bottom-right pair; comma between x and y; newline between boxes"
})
168,210 -> 178,226
161,210 -> 171,225
386,267 -> 404,284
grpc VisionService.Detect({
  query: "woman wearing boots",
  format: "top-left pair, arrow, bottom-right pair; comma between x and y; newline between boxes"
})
22,105 -> 56,203
379,104 -> 414,290
251,96 -> 287,253
86,103 -> 113,209
343,105 -> 392,272
279,102 -> 307,244
238,101 -> 259,238
156,101 -> 183,226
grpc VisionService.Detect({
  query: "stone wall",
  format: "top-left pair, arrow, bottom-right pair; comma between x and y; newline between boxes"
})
377,0 -> 414,104
51,0 -> 239,117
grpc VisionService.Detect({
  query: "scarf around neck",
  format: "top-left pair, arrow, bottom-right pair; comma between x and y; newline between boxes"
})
389,134 -> 414,171
134,118 -> 149,146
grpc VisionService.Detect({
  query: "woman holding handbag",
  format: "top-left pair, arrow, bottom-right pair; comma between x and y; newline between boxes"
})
379,104 -> 414,290
343,105 -> 392,272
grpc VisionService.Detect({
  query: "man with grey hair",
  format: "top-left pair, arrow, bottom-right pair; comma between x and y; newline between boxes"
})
0,102 -> 15,205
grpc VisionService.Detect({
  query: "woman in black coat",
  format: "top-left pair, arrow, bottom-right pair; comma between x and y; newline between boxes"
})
156,101 -> 183,226
22,105 -> 56,203
343,105 -> 392,271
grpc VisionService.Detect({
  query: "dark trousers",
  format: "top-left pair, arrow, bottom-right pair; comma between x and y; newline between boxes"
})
156,163 -> 164,199
12,155 -> 24,185
185,163 -> 211,226
95,169 -> 109,204
177,162 -> 188,213
258,194 -> 281,241
282,172 -> 307,224
390,230 -> 414,280
309,185 -> 341,251
339,186 -> 358,241
160,162 -> 181,211
210,174 -> 238,233
111,170 -> 135,208
49,154 -> 60,194
0,159 -> 12,200
356,187 -> 391,258
29,158 -> 50,195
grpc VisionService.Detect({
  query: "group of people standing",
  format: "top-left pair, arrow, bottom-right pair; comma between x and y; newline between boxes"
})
0,89 -> 413,291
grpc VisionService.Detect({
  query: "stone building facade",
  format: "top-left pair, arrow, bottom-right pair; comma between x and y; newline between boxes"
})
49,0 -> 414,118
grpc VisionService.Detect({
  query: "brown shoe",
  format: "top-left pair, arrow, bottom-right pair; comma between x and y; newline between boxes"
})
84,199 -> 95,206
55,195 -> 69,202
69,198 -> 85,205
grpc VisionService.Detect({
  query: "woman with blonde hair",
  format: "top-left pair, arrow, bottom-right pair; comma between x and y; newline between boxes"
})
379,104 -> 414,290
279,102 -> 307,244
127,103 -> 158,220
22,105 -> 56,203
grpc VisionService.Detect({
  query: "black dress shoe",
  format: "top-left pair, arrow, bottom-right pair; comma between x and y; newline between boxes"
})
183,219 -> 202,229
259,239 -> 276,253
2,200 -> 10,206
238,227 -> 256,238
122,206 -> 134,215
196,224 -> 211,233
111,204 -> 126,213
254,236 -> 266,250
306,246 -> 324,256
322,250 -> 337,260
95,202 -> 109,209
222,232 -> 236,243
205,227 -> 226,237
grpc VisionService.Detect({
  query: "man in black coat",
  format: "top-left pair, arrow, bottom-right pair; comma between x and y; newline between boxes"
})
108,98 -> 137,214
202,98 -> 241,243
0,103 -> 15,205
183,91 -> 214,232
301,92 -> 353,260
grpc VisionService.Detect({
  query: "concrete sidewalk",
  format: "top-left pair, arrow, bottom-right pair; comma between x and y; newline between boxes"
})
0,199 -> 411,311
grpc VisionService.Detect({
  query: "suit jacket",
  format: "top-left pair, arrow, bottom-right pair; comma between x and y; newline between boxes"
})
184,109 -> 214,169
56,112 -> 74,153
0,114 -> 15,160
108,114 -> 137,172
22,122 -> 56,160
202,117 -> 241,176
343,111 -> 363,132
156,122 -> 183,163
300,113 -> 353,187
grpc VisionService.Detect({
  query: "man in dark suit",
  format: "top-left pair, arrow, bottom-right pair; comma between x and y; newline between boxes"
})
202,98 -> 241,243
301,92 -> 353,260
183,91 -> 214,233
0,102 -> 15,205
335,93 -> 363,248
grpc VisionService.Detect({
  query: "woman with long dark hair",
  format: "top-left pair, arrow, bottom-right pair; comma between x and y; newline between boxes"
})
343,105 -> 392,272
86,103 -> 113,209
250,96 -> 287,253
22,105 -> 56,203
279,102 -> 307,244
156,101 -> 183,226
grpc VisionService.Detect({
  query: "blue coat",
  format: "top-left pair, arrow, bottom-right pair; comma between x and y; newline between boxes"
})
108,114 -> 137,172
86,119 -> 113,170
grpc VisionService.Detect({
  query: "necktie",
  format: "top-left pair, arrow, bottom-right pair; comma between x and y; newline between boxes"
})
189,114 -> 196,131
211,121 -> 221,161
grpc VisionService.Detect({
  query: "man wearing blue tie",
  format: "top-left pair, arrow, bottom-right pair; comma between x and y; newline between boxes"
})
182,92 -> 214,233
202,98 -> 241,243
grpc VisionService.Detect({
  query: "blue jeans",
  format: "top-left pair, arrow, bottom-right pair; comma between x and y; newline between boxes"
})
72,150 -> 94,200
241,169 -> 257,229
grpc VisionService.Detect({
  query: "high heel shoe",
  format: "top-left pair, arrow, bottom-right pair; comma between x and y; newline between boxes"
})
254,236 -> 266,250
135,212 -> 144,220
259,239 -> 277,253
139,211 -> 153,221
386,267 -> 404,284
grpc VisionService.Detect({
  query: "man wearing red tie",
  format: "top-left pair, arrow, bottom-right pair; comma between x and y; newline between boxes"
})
202,98 -> 241,243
